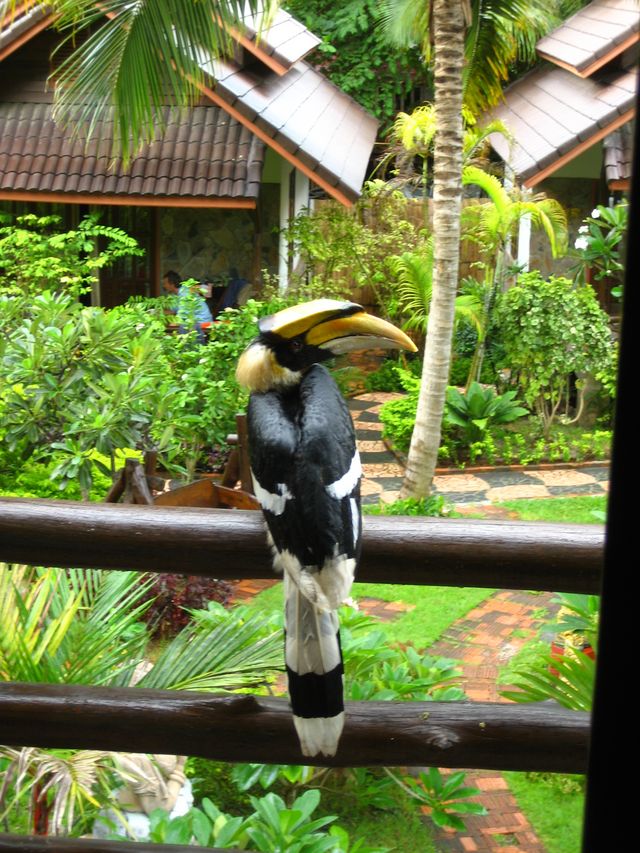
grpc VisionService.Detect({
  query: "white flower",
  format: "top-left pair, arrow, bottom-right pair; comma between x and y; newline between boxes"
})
574,237 -> 589,251
578,225 -> 589,234
591,208 -> 601,218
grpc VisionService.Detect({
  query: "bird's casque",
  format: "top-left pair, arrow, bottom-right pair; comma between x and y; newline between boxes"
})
237,299 -> 416,756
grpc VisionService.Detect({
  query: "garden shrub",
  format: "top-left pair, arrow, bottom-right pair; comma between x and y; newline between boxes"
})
0,290 -> 290,494
139,574 -> 233,639
495,272 -> 615,436
0,212 -> 143,299
363,355 -> 421,392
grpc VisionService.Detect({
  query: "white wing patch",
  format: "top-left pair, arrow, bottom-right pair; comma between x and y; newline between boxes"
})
349,497 -> 360,549
252,473 -> 293,516
326,451 -> 361,500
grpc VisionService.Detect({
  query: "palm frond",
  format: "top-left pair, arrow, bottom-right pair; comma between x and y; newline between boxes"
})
378,0 -> 433,60
0,564 -> 151,685
463,0 -> 560,112
138,608 -> 283,692
392,243 -> 435,332
524,197 -> 569,258
49,0 -> 279,164
463,165 -> 509,214
501,651 -> 594,712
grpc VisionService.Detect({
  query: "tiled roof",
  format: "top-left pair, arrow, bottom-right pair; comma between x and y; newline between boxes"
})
0,5 -> 377,205
201,55 -> 378,202
487,64 -> 637,186
536,0 -> 639,77
0,100 -> 265,201
603,122 -> 634,185
235,5 -> 321,72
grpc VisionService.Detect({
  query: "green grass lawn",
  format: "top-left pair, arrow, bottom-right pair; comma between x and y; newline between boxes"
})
495,494 -> 607,524
504,772 -> 586,853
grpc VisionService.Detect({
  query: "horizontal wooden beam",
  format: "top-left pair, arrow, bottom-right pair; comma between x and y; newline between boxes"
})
0,683 -> 589,774
0,498 -> 603,593
0,834 -> 229,853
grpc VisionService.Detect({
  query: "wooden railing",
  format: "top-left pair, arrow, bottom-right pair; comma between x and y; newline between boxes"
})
0,497 -> 602,850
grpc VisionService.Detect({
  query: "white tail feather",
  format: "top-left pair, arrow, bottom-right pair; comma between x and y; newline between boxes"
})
294,713 -> 345,757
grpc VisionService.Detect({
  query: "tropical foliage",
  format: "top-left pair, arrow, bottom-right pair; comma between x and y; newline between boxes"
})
0,212 -> 143,299
286,0 -> 430,127
444,382 -> 528,443
380,0 -> 566,114
0,564 -> 282,836
496,271 -> 616,435
572,201 -> 628,297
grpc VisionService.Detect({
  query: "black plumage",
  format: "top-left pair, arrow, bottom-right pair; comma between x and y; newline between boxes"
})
236,299 -> 416,756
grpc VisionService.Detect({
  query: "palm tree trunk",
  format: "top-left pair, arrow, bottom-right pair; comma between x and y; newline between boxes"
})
400,0 -> 466,499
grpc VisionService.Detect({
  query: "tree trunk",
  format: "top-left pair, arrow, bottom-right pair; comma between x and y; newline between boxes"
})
400,0 -> 466,498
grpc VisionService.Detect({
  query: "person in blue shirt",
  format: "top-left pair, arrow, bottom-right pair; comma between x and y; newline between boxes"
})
162,270 -> 212,341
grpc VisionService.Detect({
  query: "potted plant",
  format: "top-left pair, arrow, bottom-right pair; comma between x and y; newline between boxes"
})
549,593 -> 598,676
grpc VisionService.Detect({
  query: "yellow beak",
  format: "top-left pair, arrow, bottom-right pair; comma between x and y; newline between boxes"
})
261,299 -> 418,355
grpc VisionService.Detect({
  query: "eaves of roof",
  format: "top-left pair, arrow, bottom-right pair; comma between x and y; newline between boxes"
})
536,0 -> 639,78
486,63 -> 637,187
0,1 -> 55,62
0,100 -> 264,207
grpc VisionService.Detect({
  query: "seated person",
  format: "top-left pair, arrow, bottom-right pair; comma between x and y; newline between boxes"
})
162,270 -> 212,339
217,268 -> 249,313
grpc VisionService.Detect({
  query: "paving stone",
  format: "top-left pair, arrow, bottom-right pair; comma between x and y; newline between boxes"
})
361,462 -> 405,478
356,440 -> 388,453
353,421 -> 384,433
547,482 -> 607,496
528,469 -> 597,487
485,484 -> 551,501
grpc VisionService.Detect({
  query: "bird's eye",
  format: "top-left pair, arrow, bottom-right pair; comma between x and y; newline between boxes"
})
290,338 -> 303,353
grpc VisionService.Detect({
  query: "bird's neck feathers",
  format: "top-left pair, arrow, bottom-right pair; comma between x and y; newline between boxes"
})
236,343 -> 302,393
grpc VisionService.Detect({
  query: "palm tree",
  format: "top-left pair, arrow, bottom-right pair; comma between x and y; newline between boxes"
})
380,0 -> 561,499
381,0 -> 562,116
43,1 -> 279,166
461,165 -> 568,386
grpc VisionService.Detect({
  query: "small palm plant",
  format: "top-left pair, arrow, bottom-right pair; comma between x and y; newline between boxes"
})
445,381 -> 529,443
391,239 -> 485,342
0,564 -> 282,835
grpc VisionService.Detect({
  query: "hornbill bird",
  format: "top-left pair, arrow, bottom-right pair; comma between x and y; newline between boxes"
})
236,299 -> 416,757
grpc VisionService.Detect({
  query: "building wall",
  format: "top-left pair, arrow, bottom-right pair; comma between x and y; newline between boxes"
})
158,185 -> 280,288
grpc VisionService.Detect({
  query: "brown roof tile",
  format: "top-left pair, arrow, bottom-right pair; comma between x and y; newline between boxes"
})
487,64 -> 637,185
206,57 -> 378,201
603,123 -> 634,183
0,101 -> 265,201
237,6 -> 320,70
537,0 -> 639,76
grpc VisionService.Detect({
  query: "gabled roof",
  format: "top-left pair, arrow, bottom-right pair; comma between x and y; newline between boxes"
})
536,0 -> 639,77
487,64 -> 636,186
485,0 -> 638,187
0,4 -> 377,206
0,99 -> 264,206
199,55 -> 377,203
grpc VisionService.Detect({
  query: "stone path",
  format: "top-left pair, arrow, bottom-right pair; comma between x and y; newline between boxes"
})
232,392 -> 602,852
349,392 -> 609,507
